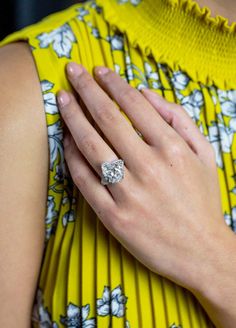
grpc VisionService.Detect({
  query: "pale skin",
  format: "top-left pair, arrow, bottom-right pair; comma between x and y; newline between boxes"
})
0,1 -> 235,327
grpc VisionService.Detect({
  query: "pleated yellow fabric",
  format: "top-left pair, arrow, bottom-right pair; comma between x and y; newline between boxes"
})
0,0 -> 235,327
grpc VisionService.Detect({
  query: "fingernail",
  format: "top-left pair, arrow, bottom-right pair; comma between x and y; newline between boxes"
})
67,62 -> 84,77
141,88 -> 153,94
57,90 -> 70,107
94,66 -> 109,76
141,88 -> 162,98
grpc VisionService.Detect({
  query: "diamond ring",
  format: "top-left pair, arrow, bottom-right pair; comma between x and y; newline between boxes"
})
101,159 -> 125,185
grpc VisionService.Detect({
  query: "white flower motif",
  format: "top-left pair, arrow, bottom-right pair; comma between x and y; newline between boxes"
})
92,27 -> 100,38
232,207 -> 236,232
218,89 -> 236,132
144,62 -> 161,89
62,196 -> 77,205
97,285 -> 128,317
106,34 -> 124,51
180,89 -> 203,122
60,303 -> 96,327
117,0 -> 142,5
171,71 -> 190,90
32,289 -> 59,328
90,1 -> 102,14
207,118 -> 234,168
44,93 -> 58,115
144,62 -> 159,80
41,80 -> 54,93
54,164 -> 64,182
77,7 -> 90,21
48,120 -> 63,171
41,80 -> 58,115
37,23 -> 76,58
114,64 -> 121,75
45,196 -> 58,225
175,90 -> 184,102
125,53 -> 134,81
169,324 -> 182,328
231,187 -> 236,195
224,212 -> 232,227
62,209 -> 75,227
125,319 -> 131,327
45,195 -> 58,240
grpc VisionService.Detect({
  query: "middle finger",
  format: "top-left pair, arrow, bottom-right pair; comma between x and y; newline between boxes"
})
65,62 -> 148,169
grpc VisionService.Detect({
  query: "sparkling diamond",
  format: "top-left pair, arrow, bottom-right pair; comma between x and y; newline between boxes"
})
101,159 -> 125,185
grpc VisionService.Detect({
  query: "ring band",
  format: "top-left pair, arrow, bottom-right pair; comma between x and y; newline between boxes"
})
101,159 -> 125,185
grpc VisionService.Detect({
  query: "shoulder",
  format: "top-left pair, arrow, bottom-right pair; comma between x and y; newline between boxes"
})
0,42 -> 49,325
0,41 -> 48,172
0,42 -> 44,108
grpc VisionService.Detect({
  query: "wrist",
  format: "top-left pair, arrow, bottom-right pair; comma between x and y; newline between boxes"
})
191,224 -> 236,327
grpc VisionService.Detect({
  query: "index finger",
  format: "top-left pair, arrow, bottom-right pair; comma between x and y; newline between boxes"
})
93,65 -> 176,147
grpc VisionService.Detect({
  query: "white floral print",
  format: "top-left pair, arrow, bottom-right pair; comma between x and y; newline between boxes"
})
41,80 -> 58,115
171,71 -> 190,90
45,195 -> 58,240
117,0 -> 142,6
48,120 -> 64,171
37,23 -> 76,58
143,61 -> 161,89
179,89 -> 203,122
60,303 -> 96,327
125,53 -> 134,81
232,207 -> 236,232
90,0 -> 103,14
207,113 -> 235,168
32,289 -> 59,328
77,7 -> 90,21
218,89 -> 236,131
96,285 -> 128,317
62,209 -> 75,227
106,34 -> 124,51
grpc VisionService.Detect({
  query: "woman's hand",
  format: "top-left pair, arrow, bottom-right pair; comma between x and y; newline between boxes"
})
56,62 -> 236,318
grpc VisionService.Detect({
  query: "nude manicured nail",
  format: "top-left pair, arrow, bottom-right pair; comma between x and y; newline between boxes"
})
67,62 -> 84,77
94,66 -> 109,76
57,90 -> 70,107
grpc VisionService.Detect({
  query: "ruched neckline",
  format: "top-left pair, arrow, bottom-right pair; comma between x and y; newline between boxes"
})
95,0 -> 236,89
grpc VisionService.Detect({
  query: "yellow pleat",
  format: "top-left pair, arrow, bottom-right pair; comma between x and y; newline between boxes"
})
81,199 -> 96,316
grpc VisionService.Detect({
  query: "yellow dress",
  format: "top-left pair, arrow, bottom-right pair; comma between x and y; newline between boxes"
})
1,0 -> 236,327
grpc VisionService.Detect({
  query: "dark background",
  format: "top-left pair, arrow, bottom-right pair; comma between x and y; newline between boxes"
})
0,0 -> 82,40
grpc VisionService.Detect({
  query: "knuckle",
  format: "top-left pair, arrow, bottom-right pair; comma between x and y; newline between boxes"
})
62,107 -> 75,121
163,140 -> 187,167
95,104 -> 116,124
119,87 -> 137,103
75,75 -> 94,92
138,152 -> 159,181
80,134 -> 97,154
73,171 -> 87,189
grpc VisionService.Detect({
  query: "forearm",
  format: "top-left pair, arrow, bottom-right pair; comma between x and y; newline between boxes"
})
191,225 -> 236,328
